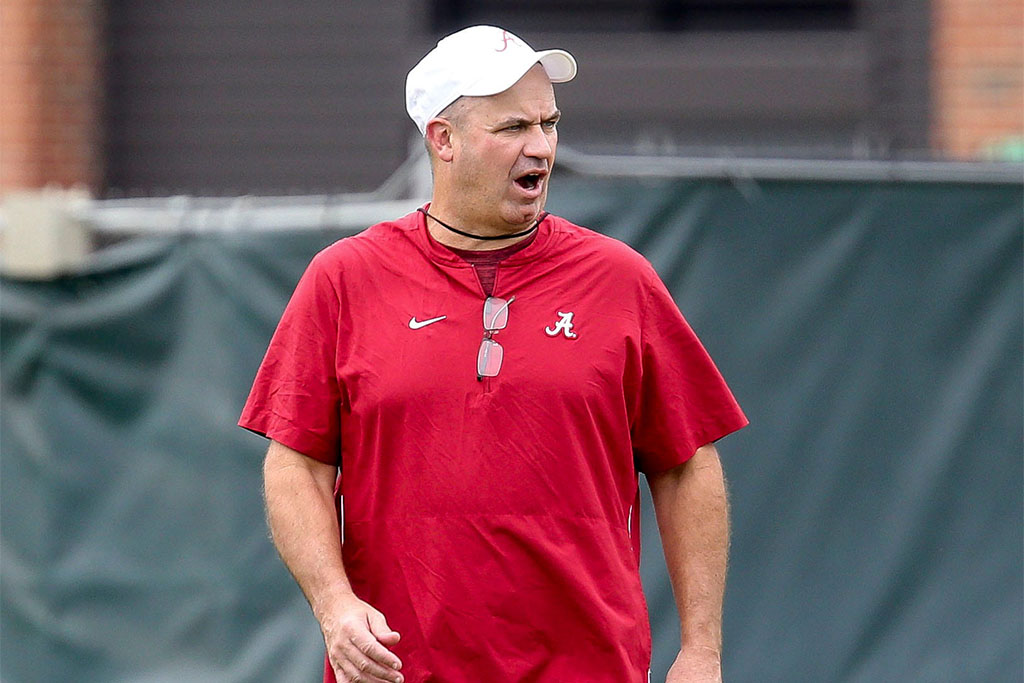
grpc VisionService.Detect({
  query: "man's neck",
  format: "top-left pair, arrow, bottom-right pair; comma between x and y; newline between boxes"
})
423,202 -> 538,252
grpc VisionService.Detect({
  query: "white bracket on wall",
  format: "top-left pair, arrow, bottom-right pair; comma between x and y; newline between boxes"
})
1,188 -> 93,280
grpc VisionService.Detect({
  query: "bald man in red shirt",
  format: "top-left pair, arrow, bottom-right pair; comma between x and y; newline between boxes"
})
241,25 -> 747,683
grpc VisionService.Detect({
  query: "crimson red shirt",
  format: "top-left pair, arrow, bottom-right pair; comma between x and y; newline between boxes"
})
240,208 -> 747,683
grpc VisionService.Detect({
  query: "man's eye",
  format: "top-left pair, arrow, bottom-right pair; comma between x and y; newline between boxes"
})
542,121 -> 558,130
503,124 -> 522,132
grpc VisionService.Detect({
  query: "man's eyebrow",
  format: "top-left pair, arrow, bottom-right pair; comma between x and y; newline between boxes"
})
495,117 -> 531,127
494,111 -> 562,127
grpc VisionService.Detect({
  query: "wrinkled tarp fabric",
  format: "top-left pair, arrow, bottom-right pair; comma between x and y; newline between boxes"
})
2,177 -> 1021,682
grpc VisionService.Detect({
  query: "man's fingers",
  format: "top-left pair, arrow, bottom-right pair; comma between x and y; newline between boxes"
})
349,631 -> 403,673
336,656 -> 401,683
333,631 -> 403,683
325,599 -> 403,682
367,610 -> 401,647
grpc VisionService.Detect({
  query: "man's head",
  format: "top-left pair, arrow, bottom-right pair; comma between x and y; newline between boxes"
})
406,27 -> 577,235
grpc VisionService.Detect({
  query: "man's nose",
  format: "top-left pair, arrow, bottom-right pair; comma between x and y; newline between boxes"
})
522,124 -> 554,159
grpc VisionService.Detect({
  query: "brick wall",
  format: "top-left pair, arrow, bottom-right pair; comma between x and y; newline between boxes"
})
0,0 -> 104,192
932,0 -> 1024,159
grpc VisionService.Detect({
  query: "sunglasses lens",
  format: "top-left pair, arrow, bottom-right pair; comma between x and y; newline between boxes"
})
483,297 -> 510,331
477,338 -> 504,378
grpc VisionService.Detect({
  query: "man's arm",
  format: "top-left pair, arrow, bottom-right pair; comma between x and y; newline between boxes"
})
263,440 -> 404,683
648,443 -> 729,683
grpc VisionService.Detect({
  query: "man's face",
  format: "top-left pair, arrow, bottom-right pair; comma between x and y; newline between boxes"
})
447,65 -> 560,230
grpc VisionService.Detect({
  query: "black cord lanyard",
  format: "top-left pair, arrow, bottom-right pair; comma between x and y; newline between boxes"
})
419,208 -> 546,241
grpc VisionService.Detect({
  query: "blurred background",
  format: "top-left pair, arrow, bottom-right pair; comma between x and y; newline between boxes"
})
1,0 -> 1022,197
1,2 -> 1022,682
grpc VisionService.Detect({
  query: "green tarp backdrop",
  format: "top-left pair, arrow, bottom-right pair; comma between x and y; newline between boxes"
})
2,175 -> 1022,682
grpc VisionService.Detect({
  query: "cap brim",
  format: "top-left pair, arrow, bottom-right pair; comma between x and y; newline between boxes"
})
537,49 -> 577,83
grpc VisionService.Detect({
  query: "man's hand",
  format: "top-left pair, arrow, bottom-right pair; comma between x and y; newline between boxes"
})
322,593 -> 404,683
665,647 -> 722,683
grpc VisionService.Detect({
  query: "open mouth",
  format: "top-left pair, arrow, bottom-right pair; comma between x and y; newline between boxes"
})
515,173 -> 543,191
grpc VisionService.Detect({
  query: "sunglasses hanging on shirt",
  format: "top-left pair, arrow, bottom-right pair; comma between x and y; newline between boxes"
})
477,295 -> 514,380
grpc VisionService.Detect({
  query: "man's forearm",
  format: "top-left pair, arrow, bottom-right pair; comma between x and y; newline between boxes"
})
263,440 -> 353,620
649,443 -> 730,653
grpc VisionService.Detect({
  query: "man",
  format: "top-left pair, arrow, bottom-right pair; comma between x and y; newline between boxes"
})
240,25 -> 747,683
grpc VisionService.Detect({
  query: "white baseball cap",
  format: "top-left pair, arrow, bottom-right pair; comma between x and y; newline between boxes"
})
406,25 -> 577,135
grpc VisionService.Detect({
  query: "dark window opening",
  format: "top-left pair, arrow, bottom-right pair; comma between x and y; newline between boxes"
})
431,0 -> 857,33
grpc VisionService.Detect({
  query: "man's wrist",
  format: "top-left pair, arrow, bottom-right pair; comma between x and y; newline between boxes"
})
310,581 -> 357,621
680,644 -> 721,660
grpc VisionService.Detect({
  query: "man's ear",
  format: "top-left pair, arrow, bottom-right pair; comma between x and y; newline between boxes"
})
425,119 -> 455,163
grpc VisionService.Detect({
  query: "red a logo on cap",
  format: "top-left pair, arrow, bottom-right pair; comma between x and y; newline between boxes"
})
496,31 -> 521,52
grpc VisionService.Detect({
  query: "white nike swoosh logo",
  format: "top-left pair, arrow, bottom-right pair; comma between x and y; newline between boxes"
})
409,315 -> 447,329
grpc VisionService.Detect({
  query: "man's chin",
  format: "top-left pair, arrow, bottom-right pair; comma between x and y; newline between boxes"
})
503,197 -> 547,229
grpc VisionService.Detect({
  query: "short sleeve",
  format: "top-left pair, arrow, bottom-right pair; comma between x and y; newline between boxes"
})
631,271 -> 748,473
239,252 -> 343,465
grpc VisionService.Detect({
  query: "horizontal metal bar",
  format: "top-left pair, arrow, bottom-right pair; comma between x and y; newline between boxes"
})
82,196 -> 427,234
555,148 -> 1024,184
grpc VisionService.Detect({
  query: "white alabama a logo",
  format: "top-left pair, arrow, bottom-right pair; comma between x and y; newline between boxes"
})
545,311 -> 578,338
